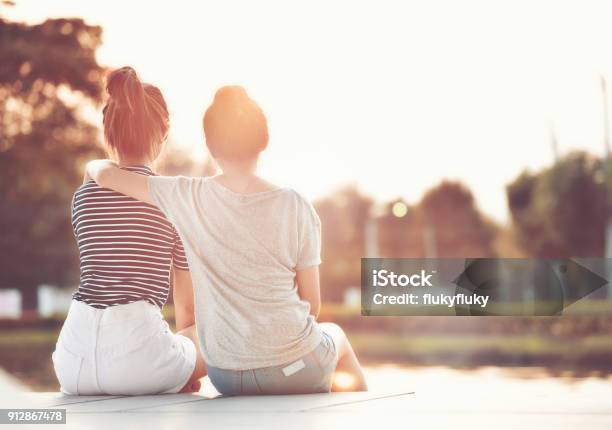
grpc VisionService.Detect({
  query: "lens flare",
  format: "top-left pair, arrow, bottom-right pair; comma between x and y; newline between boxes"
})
391,201 -> 408,218
333,371 -> 356,391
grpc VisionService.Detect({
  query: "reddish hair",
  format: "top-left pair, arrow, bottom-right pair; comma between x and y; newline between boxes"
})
102,67 -> 169,160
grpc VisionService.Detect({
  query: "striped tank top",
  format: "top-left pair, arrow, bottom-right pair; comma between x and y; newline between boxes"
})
71,165 -> 188,309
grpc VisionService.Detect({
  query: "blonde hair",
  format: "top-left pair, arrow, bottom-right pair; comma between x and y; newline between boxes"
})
203,86 -> 268,161
102,67 -> 169,160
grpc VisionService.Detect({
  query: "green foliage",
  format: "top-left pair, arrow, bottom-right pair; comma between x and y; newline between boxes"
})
0,16 -> 105,289
507,151 -> 608,257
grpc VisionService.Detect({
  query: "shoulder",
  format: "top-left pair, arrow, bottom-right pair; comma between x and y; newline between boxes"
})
284,189 -> 320,223
275,187 -> 308,206
148,175 -> 207,193
73,180 -> 103,202
73,179 -> 159,213
147,176 -> 210,213
122,166 -> 155,176
286,188 -> 309,205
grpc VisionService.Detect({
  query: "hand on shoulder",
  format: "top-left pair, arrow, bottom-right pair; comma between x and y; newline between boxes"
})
86,159 -> 118,184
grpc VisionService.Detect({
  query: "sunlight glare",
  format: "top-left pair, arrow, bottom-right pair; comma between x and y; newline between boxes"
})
392,202 -> 408,218
333,371 -> 356,391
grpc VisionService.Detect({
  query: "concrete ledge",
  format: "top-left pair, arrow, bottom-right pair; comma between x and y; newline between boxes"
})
14,390 -> 413,412
5,366 -> 612,430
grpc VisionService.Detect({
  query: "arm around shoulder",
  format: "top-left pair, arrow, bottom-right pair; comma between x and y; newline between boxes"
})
86,159 -> 154,205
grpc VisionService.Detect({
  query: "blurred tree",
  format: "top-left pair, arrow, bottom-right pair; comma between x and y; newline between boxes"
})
316,182 -> 496,301
315,186 -> 372,302
377,199 -> 421,257
156,143 -> 218,177
0,12 -> 105,305
417,180 -> 497,257
156,141 -> 199,176
494,225 -> 526,258
507,151 -> 608,257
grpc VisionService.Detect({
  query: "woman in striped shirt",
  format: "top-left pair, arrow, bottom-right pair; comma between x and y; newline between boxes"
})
52,67 -> 206,395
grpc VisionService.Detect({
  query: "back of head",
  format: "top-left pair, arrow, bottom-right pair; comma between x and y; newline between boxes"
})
203,86 -> 268,161
103,67 -> 169,161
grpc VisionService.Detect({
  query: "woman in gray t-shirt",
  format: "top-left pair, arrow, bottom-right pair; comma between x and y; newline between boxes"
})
86,86 -> 367,394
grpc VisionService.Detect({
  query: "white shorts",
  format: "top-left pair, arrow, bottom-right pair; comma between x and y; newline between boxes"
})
52,300 -> 196,396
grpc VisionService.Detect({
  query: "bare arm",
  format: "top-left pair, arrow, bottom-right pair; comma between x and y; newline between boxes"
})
296,266 -> 321,319
173,269 -> 196,330
86,159 -> 153,205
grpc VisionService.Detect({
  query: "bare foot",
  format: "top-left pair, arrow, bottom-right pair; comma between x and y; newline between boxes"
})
180,379 -> 202,393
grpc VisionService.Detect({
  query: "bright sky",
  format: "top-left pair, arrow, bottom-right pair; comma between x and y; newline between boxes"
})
6,0 -> 612,221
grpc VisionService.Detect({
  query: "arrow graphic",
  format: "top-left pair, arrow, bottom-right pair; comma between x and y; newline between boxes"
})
453,259 -> 609,316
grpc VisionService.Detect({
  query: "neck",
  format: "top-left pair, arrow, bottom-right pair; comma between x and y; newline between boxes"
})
218,157 -> 258,178
219,169 -> 256,190
114,154 -> 152,168
216,158 -> 260,193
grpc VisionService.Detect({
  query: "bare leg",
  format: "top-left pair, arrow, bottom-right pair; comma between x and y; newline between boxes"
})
319,322 -> 368,392
177,325 -> 207,393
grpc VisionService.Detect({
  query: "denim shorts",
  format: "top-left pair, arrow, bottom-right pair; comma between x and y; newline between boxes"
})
208,331 -> 337,396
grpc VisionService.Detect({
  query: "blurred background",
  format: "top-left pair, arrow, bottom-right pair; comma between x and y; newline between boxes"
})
1,0 -> 612,392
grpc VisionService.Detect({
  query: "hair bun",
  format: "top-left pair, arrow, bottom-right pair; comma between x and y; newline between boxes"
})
213,86 -> 249,104
106,66 -> 145,111
204,85 -> 268,160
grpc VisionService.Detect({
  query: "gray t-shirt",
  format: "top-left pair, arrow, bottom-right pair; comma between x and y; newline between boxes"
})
148,176 -> 322,370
